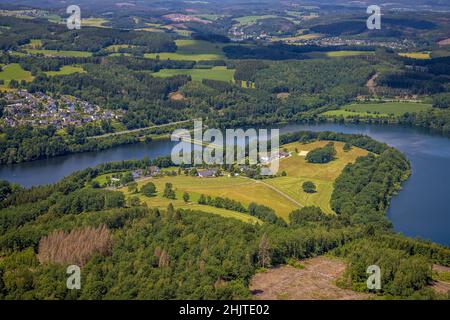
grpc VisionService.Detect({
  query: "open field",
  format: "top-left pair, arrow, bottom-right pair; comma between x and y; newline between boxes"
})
25,39 -> 43,49
250,256 -> 370,300
110,140 -> 366,220
118,179 -> 262,224
145,39 -> 226,61
322,102 -> 432,118
307,51 -> 375,59
26,49 -> 92,57
0,63 -> 34,87
234,15 -> 278,25
45,65 -> 85,76
126,175 -> 300,220
81,18 -> 109,27
272,33 -> 321,42
105,44 -> 137,52
152,66 -> 235,82
399,52 -> 431,59
265,141 -> 368,214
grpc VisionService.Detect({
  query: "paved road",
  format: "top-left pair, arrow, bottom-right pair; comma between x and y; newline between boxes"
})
88,119 -> 193,140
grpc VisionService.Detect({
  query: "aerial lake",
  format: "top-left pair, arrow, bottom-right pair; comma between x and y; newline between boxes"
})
1,123 -> 450,246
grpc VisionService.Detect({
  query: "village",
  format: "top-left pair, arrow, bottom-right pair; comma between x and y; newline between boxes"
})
0,89 -> 123,129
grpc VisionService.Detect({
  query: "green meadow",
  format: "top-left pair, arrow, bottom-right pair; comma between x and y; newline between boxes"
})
145,39 -> 226,61
234,15 -> 278,25
26,49 -> 92,57
399,52 -> 431,59
0,63 -> 34,87
322,102 -> 432,117
152,66 -> 235,82
307,51 -> 375,59
44,65 -> 85,76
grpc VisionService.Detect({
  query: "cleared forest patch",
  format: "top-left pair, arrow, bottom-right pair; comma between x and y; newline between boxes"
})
250,256 -> 370,300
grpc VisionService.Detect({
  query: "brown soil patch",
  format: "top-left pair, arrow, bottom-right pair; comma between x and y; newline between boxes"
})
250,256 -> 370,300
438,38 -> 450,47
431,264 -> 450,295
276,92 -> 290,99
169,91 -> 185,101
433,264 -> 450,273
366,73 -> 379,96
431,281 -> 450,295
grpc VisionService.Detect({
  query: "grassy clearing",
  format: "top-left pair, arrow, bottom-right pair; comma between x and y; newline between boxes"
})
91,171 -> 128,186
0,63 -> 34,86
24,39 -> 43,49
152,66 -> 235,82
105,44 -> 137,52
123,175 -> 299,220
322,102 -> 432,118
45,65 -> 85,76
272,33 -> 321,42
234,15 -> 278,25
81,18 -> 109,27
265,141 -> 368,214
145,39 -> 225,61
399,52 -> 431,59
45,14 -> 62,24
307,51 -> 375,59
26,49 -> 92,57
119,180 -> 262,224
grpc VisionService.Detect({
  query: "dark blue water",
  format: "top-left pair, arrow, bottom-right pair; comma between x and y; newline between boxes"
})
1,123 -> 449,246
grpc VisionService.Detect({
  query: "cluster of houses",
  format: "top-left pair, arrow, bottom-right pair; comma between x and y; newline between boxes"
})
131,166 -> 161,180
1,90 -> 123,128
229,25 -> 269,41
259,150 -> 290,164
162,13 -> 211,25
301,37 -> 417,50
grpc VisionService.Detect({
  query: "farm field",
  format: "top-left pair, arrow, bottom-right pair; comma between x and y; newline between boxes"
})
0,63 -> 34,87
112,140 -> 367,220
322,102 -> 432,118
234,15 -> 278,25
123,175 -> 300,220
145,39 -> 226,61
307,51 -> 375,58
265,141 -> 368,214
152,66 -> 235,82
399,52 -> 431,59
26,49 -> 93,57
24,39 -> 43,49
44,65 -> 85,76
118,179 -> 262,224
81,18 -> 109,27
272,33 -> 321,42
